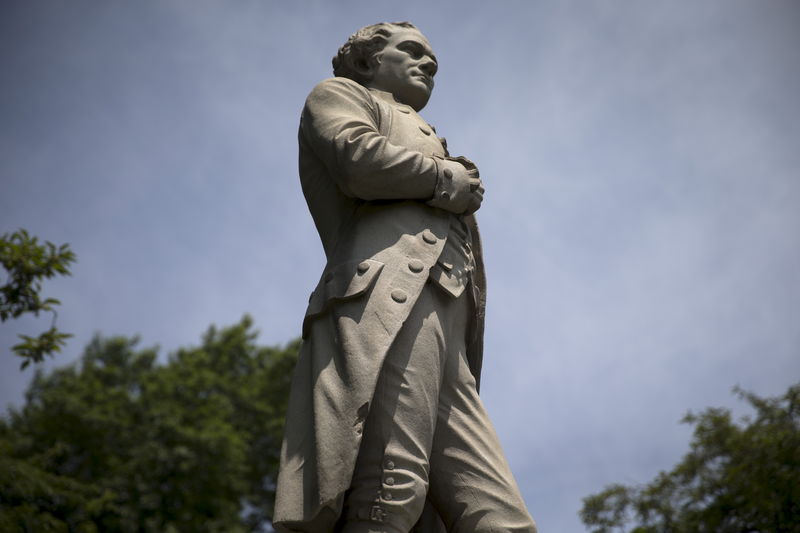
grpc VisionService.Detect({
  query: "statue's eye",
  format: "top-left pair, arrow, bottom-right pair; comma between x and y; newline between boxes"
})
401,43 -> 423,59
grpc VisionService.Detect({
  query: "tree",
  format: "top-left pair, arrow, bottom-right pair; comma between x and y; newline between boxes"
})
580,383 -> 800,533
0,316 -> 298,532
1,229 -> 76,368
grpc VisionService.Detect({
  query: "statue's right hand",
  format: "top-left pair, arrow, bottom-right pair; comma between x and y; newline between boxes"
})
463,180 -> 484,216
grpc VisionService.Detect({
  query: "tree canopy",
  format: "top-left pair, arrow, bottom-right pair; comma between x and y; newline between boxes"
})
580,383 -> 800,533
1,229 -> 76,368
0,316 -> 298,532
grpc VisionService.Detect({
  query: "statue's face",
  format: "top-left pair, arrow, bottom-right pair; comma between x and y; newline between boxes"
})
366,28 -> 438,111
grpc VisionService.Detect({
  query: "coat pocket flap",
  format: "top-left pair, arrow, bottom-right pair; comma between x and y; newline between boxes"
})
305,259 -> 385,320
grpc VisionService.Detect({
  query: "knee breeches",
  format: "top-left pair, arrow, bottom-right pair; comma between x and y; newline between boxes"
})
341,285 -> 536,533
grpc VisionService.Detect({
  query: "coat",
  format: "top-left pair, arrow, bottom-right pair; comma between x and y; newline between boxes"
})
273,77 -> 487,532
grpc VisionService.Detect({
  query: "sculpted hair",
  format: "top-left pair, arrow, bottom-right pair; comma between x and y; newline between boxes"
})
332,22 -> 418,84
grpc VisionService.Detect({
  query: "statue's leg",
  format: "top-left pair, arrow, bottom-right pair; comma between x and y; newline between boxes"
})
411,499 -> 446,533
341,286 -> 463,533
426,343 -> 537,533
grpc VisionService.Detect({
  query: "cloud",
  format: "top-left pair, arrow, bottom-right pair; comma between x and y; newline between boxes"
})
2,2 -> 798,530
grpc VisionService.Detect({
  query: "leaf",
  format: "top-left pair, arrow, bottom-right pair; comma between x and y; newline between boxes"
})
579,383 -> 800,532
2,229 -> 76,367
1,317 -> 299,530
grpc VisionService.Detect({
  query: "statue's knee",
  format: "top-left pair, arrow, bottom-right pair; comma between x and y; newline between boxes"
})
344,465 -> 429,533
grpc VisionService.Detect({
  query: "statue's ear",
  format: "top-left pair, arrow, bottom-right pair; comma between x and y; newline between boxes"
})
354,53 -> 381,81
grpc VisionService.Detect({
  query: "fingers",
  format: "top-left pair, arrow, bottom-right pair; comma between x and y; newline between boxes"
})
458,162 -> 483,214
465,181 -> 484,215
448,155 -> 479,174
464,196 -> 482,215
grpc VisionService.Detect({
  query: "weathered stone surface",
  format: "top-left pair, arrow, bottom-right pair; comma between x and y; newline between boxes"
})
274,22 -> 536,533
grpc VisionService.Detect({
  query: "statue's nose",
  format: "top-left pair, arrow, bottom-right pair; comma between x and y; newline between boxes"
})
419,58 -> 436,76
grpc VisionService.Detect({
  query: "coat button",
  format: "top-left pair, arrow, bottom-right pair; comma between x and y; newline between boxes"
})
391,289 -> 407,303
357,261 -> 370,274
384,477 -> 395,486
440,191 -> 450,200
443,168 -> 453,179
408,260 -> 424,273
383,491 -> 393,501
422,230 -> 437,244
385,460 -> 395,470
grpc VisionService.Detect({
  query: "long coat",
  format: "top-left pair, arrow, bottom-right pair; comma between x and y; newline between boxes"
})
273,77 -> 487,532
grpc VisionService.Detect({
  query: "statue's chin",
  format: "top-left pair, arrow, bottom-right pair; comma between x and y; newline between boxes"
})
404,89 -> 431,112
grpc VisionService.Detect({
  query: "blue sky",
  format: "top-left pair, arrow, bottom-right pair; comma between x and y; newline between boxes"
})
2,1 -> 799,530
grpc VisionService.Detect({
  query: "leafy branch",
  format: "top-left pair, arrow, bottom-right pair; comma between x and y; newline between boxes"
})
580,383 -> 800,532
1,229 -> 76,369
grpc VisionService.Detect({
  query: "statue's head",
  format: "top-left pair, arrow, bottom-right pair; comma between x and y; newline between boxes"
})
333,22 -> 438,111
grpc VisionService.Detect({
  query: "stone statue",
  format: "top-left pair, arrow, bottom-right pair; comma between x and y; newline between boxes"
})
274,22 -> 536,533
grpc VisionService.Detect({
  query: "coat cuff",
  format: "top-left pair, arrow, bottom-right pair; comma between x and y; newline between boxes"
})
426,156 -> 458,210
427,155 -> 479,211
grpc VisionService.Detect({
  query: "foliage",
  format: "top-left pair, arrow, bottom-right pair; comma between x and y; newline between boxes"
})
580,383 -> 800,533
1,229 -> 76,368
0,316 -> 298,532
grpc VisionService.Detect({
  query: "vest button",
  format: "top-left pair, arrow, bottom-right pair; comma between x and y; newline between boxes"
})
408,260 -> 424,273
357,261 -> 370,274
422,231 -> 437,244
391,289 -> 407,303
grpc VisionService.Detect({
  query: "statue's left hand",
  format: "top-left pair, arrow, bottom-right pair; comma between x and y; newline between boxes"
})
448,156 -> 483,215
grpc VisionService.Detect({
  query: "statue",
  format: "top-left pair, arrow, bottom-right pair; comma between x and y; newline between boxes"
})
274,22 -> 537,533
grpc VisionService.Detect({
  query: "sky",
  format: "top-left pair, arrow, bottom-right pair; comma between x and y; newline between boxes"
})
2,1 -> 799,531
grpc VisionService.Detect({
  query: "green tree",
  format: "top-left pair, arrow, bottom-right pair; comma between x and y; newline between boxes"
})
0,316 -> 298,532
580,383 -> 800,533
1,229 -> 76,368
